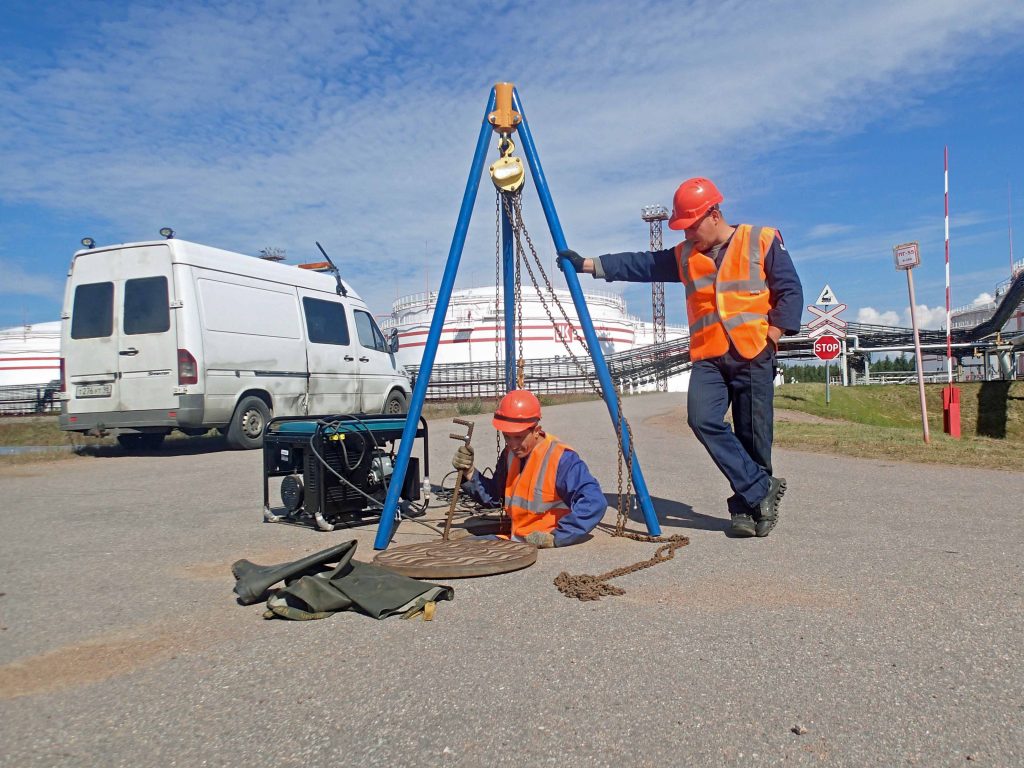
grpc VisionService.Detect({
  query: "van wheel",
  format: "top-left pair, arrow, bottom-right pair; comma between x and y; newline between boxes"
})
117,433 -> 166,452
383,391 -> 408,415
227,396 -> 271,450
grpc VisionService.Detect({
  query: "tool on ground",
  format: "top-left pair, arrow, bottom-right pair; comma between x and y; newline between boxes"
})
443,418 -> 474,540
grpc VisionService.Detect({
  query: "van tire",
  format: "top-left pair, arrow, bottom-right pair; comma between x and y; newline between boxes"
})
227,396 -> 271,450
117,433 -> 166,452
383,390 -> 408,415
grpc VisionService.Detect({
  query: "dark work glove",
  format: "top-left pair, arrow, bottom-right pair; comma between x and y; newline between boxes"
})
557,249 -> 585,273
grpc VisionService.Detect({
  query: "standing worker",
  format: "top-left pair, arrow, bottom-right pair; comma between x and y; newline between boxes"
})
452,389 -> 606,548
559,178 -> 803,537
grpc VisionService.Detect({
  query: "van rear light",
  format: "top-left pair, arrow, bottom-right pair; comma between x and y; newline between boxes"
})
59,358 -> 66,392
177,349 -> 198,385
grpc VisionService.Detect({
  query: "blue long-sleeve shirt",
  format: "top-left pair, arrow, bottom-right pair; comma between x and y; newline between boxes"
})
595,230 -> 804,335
460,447 -> 605,547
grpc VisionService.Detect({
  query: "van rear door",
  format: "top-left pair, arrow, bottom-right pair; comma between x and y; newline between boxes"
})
66,245 -> 179,415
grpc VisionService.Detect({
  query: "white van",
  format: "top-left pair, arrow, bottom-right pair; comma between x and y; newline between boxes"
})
59,238 -> 410,450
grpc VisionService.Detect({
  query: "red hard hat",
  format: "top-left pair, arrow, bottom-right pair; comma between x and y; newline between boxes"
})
668,177 -> 724,230
492,389 -> 541,433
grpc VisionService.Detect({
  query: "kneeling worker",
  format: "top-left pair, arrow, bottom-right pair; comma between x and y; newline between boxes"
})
452,389 -> 606,548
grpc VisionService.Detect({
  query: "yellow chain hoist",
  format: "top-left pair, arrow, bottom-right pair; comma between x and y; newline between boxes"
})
488,82 -> 525,193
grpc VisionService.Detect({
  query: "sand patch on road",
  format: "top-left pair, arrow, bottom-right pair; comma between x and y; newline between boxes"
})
0,618 -> 232,700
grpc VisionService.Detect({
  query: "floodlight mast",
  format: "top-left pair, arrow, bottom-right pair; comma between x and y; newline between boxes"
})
372,84 -> 661,549
642,204 -> 669,392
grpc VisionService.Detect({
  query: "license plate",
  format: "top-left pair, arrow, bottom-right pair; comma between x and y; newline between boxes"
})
76,384 -> 112,398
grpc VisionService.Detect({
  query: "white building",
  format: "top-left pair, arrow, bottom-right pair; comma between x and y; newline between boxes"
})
383,286 -> 692,392
0,321 -> 61,387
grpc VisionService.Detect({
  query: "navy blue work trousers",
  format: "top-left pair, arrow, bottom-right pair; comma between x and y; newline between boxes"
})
687,344 -> 776,514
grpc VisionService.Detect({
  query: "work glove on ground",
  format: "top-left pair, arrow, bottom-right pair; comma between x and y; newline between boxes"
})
452,444 -> 475,474
524,531 -> 556,549
557,249 -> 585,273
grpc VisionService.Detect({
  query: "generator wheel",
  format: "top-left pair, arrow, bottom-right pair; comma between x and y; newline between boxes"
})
383,390 -> 408,415
227,396 -> 271,450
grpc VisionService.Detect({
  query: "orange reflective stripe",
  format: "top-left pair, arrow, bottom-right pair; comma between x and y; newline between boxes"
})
502,434 -> 570,538
676,225 -> 774,360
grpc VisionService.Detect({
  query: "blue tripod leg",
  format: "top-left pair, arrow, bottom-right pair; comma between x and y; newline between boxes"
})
373,89 -> 498,550
511,89 -> 661,536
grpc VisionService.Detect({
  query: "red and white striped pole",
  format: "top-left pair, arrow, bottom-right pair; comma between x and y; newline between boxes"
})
942,145 -> 961,438
944,146 -> 953,381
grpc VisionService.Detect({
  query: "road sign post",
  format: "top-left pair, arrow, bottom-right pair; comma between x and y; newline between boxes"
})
814,334 -> 841,405
808,287 -> 846,406
894,242 -> 930,444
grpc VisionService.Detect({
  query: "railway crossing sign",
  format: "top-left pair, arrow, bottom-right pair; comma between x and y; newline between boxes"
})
814,335 -> 842,360
807,303 -> 848,339
807,285 -> 847,340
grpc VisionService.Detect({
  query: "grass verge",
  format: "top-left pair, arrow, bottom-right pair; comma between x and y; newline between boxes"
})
774,381 -> 1023,471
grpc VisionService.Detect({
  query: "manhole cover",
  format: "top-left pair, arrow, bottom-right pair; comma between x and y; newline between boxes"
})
373,538 -> 536,579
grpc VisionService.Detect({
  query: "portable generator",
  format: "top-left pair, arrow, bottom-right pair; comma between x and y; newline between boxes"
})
262,413 -> 429,531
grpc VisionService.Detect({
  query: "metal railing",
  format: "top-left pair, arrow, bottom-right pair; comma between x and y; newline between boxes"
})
0,382 -> 61,416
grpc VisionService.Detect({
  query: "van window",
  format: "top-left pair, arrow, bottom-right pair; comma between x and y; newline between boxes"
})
354,310 -> 387,352
71,282 -> 114,339
303,297 -> 350,346
124,276 -> 170,335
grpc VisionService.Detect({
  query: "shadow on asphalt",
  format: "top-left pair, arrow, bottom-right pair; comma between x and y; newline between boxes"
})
74,435 -> 234,458
603,493 -> 729,532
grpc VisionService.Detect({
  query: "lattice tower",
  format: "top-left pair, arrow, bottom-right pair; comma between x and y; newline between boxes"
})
641,204 -> 669,391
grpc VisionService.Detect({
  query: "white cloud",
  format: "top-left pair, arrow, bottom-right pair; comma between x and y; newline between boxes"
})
1,0 -> 1023,316
805,223 -> 856,240
856,303 -> 950,330
971,292 -> 994,306
857,307 -> 901,326
906,304 -> 948,329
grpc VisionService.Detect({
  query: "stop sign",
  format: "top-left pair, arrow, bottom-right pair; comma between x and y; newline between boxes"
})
814,335 -> 842,361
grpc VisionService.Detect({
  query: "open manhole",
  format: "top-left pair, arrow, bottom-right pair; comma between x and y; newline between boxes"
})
373,538 -> 536,579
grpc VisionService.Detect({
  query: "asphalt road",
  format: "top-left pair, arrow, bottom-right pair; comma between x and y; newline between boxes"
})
1,392 -> 1021,767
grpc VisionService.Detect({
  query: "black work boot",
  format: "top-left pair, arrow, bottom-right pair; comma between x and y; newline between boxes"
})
729,513 -> 756,537
232,540 -> 357,605
755,476 -> 787,537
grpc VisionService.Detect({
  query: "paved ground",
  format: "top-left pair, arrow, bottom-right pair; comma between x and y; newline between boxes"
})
0,392 -> 1021,767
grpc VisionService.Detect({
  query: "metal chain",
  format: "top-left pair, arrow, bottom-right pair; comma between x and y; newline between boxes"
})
499,192 -> 689,600
513,201 -> 524,386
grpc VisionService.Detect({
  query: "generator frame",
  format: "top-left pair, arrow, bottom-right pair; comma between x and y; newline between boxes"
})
262,413 -> 430,531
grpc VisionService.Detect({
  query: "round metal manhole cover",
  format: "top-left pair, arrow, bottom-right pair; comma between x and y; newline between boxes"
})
373,538 -> 536,579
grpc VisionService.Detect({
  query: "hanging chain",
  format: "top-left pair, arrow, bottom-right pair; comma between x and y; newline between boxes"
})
499,192 -> 689,601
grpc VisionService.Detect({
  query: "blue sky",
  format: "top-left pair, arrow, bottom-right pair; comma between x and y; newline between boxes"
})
2,0 -> 1023,333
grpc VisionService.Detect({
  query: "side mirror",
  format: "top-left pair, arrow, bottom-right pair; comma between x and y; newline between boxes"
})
388,327 -> 400,353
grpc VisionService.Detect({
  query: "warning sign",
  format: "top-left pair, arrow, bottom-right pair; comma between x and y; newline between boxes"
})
815,284 -> 837,306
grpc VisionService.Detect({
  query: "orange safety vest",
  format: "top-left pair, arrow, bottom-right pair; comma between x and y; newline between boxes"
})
674,224 -> 777,361
501,433 -> 571,539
